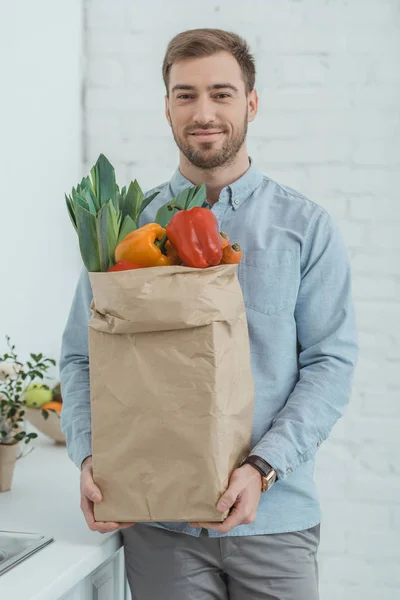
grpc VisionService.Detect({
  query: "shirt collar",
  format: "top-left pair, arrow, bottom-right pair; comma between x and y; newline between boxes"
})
169,156 -> 264,210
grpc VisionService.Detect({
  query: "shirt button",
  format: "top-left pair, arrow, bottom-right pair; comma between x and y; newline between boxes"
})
317,441 -> 322,446
233,198 -> 239,205
286,468 -> 292,474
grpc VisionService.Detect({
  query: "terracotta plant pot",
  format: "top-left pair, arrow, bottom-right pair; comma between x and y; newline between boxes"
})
0,442 -> 19,492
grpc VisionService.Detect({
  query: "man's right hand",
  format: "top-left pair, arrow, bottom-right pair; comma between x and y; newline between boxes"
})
80,456 -> 135,534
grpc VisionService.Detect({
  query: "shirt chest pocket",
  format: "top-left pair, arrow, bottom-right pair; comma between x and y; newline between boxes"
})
237,249 -> 297,316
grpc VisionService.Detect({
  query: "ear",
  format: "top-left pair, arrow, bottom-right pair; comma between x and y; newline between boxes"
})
165,95 -> 172,127
247,88 -> 258,123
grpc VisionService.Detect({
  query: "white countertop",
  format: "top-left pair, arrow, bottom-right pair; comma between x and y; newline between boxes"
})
0,430 -> 121,600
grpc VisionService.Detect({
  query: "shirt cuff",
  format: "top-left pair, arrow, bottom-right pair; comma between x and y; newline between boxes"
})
67,433 -> 92,470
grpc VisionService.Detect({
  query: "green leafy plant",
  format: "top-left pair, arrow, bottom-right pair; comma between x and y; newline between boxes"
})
65,154 -> 160,272
0,336 -> 56,445
155,183 -> 208,227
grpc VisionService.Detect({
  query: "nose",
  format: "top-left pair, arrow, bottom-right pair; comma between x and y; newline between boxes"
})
192,95 -> 216,125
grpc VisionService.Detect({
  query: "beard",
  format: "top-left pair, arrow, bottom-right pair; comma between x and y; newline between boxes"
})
171,113 -> 248,170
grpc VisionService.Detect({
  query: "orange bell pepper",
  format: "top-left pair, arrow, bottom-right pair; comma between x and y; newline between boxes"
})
115,223 -> 173,267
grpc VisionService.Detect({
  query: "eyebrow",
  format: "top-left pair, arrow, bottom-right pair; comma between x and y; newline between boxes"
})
171,83 -> 239,94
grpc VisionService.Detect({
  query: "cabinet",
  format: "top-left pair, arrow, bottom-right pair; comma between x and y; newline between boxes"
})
59,548 -> 129,600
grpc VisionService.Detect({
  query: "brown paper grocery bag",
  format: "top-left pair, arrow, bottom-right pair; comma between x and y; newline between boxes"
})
88,264 -> 254,523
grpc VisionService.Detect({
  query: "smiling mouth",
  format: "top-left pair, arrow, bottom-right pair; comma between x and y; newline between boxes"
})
190,132 -> 224,141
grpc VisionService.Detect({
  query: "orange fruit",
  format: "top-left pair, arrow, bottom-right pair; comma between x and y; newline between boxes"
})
41,401 -> 62,413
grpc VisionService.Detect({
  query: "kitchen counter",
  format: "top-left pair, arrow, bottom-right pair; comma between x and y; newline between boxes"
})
0,432 -> 124,600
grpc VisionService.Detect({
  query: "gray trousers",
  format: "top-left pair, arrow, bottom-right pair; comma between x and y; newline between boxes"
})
121,523 -> 320,599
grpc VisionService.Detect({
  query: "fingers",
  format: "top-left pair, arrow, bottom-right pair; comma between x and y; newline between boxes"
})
216,472 -> 243,512
81,467 -> 103,503
80,492 -> 120,533
190,498 -> 257,534
118,522 -> 136,529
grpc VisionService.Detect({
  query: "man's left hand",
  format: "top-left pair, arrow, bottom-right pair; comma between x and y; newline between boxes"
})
189,464 -> 263,534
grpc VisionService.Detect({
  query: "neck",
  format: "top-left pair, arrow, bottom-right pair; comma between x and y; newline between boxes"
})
178,146 -> 251,206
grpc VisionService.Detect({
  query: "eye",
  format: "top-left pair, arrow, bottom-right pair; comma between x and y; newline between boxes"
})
215,94 -> 231,99
177,94 -> 193,100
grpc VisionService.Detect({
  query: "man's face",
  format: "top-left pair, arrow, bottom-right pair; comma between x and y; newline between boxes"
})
165,51 -> 257,170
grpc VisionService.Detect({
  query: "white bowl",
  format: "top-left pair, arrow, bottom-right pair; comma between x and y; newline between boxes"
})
24,406 -> 66,444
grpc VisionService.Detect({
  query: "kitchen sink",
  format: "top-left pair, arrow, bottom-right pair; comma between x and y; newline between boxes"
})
0,530 -> 54,576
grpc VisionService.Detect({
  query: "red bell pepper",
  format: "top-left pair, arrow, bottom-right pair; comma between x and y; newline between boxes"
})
166,207 -> 223,268
107,260 -> 145,272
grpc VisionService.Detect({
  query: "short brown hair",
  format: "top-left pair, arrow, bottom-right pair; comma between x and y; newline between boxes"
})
162,28 -> 256,96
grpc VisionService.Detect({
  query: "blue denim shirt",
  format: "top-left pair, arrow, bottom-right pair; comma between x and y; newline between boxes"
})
60,157 -> 358,537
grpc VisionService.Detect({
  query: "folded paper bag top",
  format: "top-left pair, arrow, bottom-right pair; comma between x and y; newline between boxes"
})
88,263 -> 255,523
88,264 -> 243,334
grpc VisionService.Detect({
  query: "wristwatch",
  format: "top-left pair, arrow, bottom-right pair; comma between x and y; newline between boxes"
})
241,455 -> 277,492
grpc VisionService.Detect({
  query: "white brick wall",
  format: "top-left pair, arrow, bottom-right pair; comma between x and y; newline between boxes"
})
83,1 -> 400,598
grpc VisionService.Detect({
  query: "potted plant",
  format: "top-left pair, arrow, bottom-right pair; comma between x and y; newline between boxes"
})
0,335 -> 56,491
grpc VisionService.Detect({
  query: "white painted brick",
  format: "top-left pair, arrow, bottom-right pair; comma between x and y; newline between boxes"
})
86,0 -> 130,31
361,391 -> 400,417
87,30 -> 138,56
336,220 -> 367,247
387,344 -> 400,361
255,138 -> 352,163
352,141 -> 400,166
319,556 -> 400,587
348,196 -> 400,221
315,467 -> 347,501
352,276 -> 397,300
347,531 -> 400,559
303,2 -> 398,28
356,331 -> 395,356
277,55 -> 330,86
368,221 -> 400,249
86,112 -> 123,142
318,522 -> 346,555
340,415 -> 400,445
318,195 -> 348,220
262,89 -> 353,111
321,500 -> 391,533
307,166 -> 399,196
260,28 -> 347,54
254,110 -> 400,141
320,587 -> 400,600
353,355 -> 400,387
346,475 -> 400,504
350,250 -> 400,276
354,443 -> 400,476
392,506 -> 400,529
88,58 -> 125,86
355,301 -> 400,336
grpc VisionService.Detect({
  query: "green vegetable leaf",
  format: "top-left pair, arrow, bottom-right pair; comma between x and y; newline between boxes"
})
118,215 -> 137,245
96,199 -> 119,272
122,179 -> 144,224
155,202 -> 179,228
95,154 -> 117,207
154,185 -> 206,227
65,194 -> 77,231
186,184 -> 207,208
84,189 -> 97,216
76,204 -> 101,272
139,190 -> 160,217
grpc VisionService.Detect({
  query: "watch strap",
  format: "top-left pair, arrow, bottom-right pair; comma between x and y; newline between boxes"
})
241,455 -> 277,492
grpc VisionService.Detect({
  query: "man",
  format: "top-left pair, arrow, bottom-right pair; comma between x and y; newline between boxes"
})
60,28 -> 358,599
